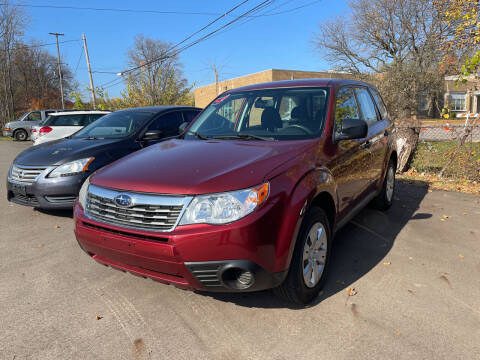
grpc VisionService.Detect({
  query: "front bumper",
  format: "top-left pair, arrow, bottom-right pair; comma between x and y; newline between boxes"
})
74,201 -> 287,292
7,169 -> 88,209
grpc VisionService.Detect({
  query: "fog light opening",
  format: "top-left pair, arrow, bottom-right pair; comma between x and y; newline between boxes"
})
222,268 -> 255,290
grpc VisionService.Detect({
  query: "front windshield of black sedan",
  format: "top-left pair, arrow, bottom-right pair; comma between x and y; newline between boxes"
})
71,111 -> 154,139
185,87 -> 329,141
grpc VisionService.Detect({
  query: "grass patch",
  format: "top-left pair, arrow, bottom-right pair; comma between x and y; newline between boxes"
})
400,140 -> 480,194
0,136 -> 12,141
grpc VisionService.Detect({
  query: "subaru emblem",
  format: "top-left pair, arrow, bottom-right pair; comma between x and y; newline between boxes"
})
114,194 -> 133,207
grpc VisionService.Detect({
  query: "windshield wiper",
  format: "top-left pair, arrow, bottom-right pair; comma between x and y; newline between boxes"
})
212,133 -> 274,141
185,129 -> 208,140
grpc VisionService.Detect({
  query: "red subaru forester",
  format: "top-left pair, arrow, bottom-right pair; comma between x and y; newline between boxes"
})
74,79 -> 397,304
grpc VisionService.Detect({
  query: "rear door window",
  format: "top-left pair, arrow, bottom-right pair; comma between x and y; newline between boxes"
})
86,114 -> 105,125
354,87 -> 378,126
182,110 -> 200,123
369,88 -> 388,120
147,111 -> 184,137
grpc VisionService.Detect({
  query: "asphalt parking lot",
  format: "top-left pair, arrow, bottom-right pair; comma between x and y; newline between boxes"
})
1,141 -> 479,360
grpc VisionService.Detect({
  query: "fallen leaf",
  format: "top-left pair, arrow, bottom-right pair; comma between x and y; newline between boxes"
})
440,218 -> 445,222
442,215 -> 451,219
96,315 -> 103,320
458,254 -> 465,259
463,212 -> 468,215
383,261 -> 391,265
346,287 -> 357,296
36,244 -> 44,248
54,225 -> 60,229
397,330 -> 401,335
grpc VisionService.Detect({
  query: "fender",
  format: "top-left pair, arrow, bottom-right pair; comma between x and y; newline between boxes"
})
270,165 -> 337,274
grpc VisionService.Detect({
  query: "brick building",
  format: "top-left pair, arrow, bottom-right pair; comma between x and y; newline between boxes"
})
194,69 -> 354,108
194,68 -> 479,118
443,75 -> 479,115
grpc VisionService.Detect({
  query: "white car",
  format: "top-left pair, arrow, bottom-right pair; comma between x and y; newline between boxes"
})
32,111 -> 110,145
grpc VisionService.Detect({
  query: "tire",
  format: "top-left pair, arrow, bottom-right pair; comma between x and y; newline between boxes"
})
371,159 -> 395,210
274,207 -> 332,305
14,129 -> 28,141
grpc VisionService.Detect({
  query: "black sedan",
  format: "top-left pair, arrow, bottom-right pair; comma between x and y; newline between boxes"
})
6,106 -> 201,209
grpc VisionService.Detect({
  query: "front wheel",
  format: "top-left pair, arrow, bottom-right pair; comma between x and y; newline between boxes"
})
14,129 -> 28,141
274,207 -> 332,305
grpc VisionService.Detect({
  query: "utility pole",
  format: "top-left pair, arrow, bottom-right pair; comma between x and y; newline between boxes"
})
213,64 -> 219,95
49,32 -> 65,109
82,34 -> 96,108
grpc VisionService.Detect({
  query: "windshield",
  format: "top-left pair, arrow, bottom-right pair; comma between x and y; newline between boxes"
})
72,111 -> 154,139
185,87 -> 329,141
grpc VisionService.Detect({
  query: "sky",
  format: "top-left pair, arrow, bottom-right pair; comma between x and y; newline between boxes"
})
19,0 -> 349,99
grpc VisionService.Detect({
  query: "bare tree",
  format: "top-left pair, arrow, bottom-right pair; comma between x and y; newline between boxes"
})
314,0 -> 453,118
123,34 -> 193,106
0,0 -> 26,122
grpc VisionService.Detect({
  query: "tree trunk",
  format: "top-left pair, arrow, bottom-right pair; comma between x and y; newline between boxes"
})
395,127 -> 420,173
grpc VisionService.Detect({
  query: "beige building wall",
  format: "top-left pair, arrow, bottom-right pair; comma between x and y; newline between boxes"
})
194,69 -> 355,108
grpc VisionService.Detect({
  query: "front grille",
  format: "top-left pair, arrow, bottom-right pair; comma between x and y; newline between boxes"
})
85,185 -> 192,232
186,263 -> 223,288
11,165 -> 45,183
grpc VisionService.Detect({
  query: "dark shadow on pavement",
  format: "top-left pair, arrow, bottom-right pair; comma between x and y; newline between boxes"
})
200,179 -> 430,309
35,208 -> 74,219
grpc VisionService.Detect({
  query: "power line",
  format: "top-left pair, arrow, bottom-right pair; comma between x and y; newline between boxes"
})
100,0 -> 276,90
73,45 -> 84,76
0,39 -> 81,53
1,1 -> 316,18
117,0 -> 251,77
1,3 -> 221,16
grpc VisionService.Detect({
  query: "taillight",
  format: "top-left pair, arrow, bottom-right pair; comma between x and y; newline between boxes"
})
31,128 -> 37,133
39,126 -> 52,135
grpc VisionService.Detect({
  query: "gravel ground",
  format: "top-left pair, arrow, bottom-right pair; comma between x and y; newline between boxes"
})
1,141 -> 479,360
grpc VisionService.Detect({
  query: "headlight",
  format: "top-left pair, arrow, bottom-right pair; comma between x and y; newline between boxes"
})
179,183 -> 269,225
78,175 -> 90,209
48,157 -> 94,178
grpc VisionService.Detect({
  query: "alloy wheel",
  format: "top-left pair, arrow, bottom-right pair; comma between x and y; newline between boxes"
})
302,222 -> 328,288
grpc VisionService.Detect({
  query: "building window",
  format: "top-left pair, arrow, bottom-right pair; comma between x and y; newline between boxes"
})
450,92 -> 466,111
418,91 -> 429,112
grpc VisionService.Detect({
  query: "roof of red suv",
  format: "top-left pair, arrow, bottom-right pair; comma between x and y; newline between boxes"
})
226,78 -> 372,93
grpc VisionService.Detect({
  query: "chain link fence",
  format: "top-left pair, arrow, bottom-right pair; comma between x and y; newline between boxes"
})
418,124 -> 480,142
396,123 -> 480,181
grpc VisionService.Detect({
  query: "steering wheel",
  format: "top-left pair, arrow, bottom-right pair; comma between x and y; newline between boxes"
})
284,124 -> 313,135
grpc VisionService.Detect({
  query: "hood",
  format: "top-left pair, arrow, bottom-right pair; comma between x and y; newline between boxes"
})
91,138 -> 315,195
14,138 -> 125,166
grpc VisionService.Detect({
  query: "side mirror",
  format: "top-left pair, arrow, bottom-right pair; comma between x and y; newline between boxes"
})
178,122 -> 189,133
142,129 -> 163,141
335,118 -> 368,141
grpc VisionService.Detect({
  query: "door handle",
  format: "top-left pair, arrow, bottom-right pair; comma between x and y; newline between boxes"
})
384,130 -> 388,137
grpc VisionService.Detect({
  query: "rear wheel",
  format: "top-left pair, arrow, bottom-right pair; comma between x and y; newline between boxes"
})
274,207 -> 331,305
14,129 -> 28,141
372,159 -> 395,210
